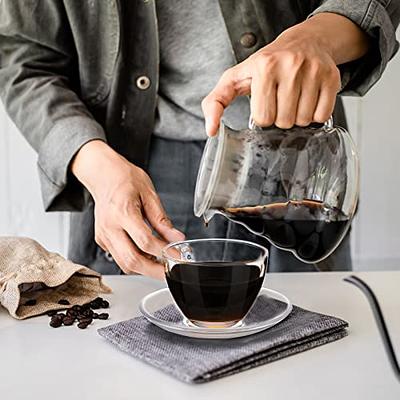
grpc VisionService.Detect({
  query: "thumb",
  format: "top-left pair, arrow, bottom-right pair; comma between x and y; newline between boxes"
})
142,192 -> 185,243
201,64 -> 251,136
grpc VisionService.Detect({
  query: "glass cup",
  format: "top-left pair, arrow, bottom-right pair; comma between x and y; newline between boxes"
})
162,238 -> 268,328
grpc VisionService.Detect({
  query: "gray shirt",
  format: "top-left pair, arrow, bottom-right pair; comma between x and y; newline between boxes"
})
154,0 -> 250,141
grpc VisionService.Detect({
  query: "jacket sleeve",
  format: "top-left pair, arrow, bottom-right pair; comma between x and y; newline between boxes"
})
310,0 -> 400,96
0,0 -> 106,212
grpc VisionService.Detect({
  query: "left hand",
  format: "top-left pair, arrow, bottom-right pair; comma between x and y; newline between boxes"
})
202,20 -> 342,134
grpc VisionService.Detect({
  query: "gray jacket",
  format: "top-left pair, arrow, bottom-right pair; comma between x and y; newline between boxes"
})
0,0 -> 399,210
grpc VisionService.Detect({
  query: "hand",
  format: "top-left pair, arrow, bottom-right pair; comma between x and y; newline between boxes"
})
202,13 -> 369,134
71,140 -> 185,279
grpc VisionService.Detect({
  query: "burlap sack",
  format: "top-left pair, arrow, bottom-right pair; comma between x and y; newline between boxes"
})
0,237 -> 112,319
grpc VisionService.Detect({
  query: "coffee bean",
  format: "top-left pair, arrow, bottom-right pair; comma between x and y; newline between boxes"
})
81,303 -> 91,311
24,299 -> 37,306
47,299 -> 111,329
101,300 -> 109,309
91,297 -> 104,308
63,317 -> 75,326
84,309 -> 94,317
77,313 -> 93,321
66,309 -> 77,317
52,313 -> 65,321
78,311 -> 92,320
50,319 -> 62,328
89,302 -> 100,310
77,322 -> 89,329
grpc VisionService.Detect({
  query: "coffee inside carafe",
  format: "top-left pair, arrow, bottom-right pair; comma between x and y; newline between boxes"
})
222,199 -> 349,263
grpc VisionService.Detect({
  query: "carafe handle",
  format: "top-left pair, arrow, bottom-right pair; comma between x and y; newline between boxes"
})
248,115 -> 334,130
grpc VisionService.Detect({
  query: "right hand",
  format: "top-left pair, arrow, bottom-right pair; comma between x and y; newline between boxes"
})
71,140 -> 185,279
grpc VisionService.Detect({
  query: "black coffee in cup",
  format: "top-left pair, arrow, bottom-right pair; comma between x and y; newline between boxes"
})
166,262 -> 263,327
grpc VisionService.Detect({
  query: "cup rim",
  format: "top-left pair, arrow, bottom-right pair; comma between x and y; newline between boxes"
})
162,238 -> 269,265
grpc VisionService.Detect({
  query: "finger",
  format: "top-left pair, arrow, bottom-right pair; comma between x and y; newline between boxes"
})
313,86 -> 338,123
250,71 -> 277,127
202,65 -> 251,136
94,218 -> 109,251
313,70 -> 340,123
295,81 -> 320,127
124,208 -> 171,257
107,230 -> 164,280
275,78 -> 301,129
141,189 -> 185,243
95,234 -> 108,252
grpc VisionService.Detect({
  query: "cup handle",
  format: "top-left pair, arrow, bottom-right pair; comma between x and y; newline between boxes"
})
248,115 -> 334,130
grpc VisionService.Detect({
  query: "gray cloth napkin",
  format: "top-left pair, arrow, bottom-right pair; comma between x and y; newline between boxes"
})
98,296 -> 348,384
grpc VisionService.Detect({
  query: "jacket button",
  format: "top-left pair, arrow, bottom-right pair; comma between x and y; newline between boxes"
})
240,32 -> 257,48
136,75 -> 151,90
105,251 -> 114,262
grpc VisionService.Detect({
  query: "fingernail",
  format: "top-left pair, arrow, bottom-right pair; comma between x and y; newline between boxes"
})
161,219 -> 173,228
205,117 -> 213,136
172,228 -> 185,240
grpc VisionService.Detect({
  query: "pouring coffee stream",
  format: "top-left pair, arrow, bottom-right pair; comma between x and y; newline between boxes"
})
194,118 -> 359,265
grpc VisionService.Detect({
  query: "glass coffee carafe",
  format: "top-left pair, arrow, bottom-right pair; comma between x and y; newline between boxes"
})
194,118 -> 359,264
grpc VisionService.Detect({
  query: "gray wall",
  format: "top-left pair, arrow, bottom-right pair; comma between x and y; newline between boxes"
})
1,48 -> 399,271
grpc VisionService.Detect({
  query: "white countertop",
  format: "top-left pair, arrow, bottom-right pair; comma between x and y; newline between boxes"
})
0,271 -> 399,399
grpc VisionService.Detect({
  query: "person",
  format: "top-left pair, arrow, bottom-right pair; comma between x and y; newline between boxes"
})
0,1 -> 398,277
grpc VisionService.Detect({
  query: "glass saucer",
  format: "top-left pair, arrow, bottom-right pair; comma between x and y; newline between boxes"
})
139,287 -> 293,339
